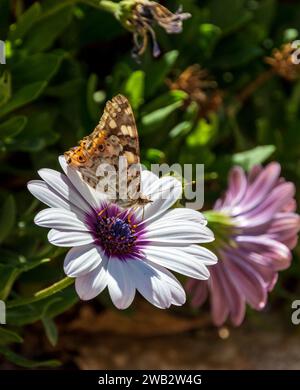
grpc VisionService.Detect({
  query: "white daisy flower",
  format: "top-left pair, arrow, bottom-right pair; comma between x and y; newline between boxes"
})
27,156 -> 217,309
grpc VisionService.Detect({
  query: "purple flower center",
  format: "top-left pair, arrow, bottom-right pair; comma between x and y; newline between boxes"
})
87,203 -> 146,260
96,216 -> 137,256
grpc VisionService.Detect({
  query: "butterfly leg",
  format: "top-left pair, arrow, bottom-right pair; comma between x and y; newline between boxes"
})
140,205 -> 145,221
126,205 -> 140,225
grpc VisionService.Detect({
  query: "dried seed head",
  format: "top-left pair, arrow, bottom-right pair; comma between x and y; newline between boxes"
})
167,64 -> 223,117
265,43 -> 300,81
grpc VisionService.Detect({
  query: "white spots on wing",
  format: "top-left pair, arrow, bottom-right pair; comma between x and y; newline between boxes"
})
121,125 -> 128,135
127,126 -> 134,137
120,125 -> 134,136
124,151 -> 136,164
109,119 -> 117,129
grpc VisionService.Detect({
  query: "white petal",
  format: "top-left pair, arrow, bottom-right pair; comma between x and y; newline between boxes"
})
182,245 -> 218,266
140,169 -> 160,194
107,258 -> 136,309
48,229 -> 94,247
75,260 -> 108,300
163,273 -> 186,306
135,176 -> 182,222
127,259 -> 171,308
34,208 -> 88,231
127,259 -> 185,308
59,155 -> 108,209
64,244 -> 103,277
38,168 -> 91,213
152,207 -> 207,225
142,221 -> 214,245
28,180 -> 72,210
142,245 -> 211,280
147,261 -> 186,306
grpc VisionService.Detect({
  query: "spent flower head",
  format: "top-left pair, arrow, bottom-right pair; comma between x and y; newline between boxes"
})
117,0 -> 191,59
167,64 -> 223,117
265,42 -> 300,81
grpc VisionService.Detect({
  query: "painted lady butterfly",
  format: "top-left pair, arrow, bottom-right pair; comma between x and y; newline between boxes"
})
64,94 -> 151,208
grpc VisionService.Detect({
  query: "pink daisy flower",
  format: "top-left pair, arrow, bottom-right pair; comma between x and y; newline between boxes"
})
187,162 -> 300,326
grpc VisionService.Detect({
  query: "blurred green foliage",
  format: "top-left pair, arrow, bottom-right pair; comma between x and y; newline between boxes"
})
0,0 -> 300,366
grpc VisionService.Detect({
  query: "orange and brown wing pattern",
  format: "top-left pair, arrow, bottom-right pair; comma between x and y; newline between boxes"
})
64,95 -> 143,206
99,94 -> 140,166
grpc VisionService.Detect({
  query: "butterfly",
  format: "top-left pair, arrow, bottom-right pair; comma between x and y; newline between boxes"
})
64,94 -> 151,209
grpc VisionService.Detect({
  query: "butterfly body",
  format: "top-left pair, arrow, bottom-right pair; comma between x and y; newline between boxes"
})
64,95 -> 151,209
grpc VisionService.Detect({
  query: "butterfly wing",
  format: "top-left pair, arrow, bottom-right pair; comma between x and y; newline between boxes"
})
68,95 -> 142,206
99,94 -> 140,166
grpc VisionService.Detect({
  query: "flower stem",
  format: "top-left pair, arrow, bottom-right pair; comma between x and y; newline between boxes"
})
237,69 -> 274,104
6,277 -> 74,308
227,69 -> 274,117
83,0 -> 119,13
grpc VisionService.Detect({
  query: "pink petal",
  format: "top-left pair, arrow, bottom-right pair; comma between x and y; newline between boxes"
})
186,279 -> 209,307
221,166 -> 247,208
236,235 -> 292,270
235,182 -> 295,227
221,250 -> 268,310
248,164 -> 263,183
232,162 -> 281,216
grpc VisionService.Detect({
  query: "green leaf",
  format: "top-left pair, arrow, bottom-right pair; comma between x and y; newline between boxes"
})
0,327 -> 23,345
198,24 -> 222,57
209,0 -> 252,34
214,35 -> 263,69
141,90 -> 187,133
123,70 -> 145,109
0,195 -> 16,244
144,50 -> 179,97
11,109 -> 58,152
0,81 -> 47,118
145,148 -> 165,163
0,346 -> 61,368
23,5 -> 74,52
169,100 -> 199,139
46,78 -> 85,98
187,115 -> 219,147
11,52 -> 65,90
8,3 -> 42,42
142,90 -> 187,114
7,286 -> 78,326
0,71 -> 11,107
86,73 -> 100,122
42,317 -> 58,347
0,265 -> 20,301
169,121 -> 192,138
0,116 -> 27,141
287,80 -> 300,123
283,28 -> 298,43
232,145 -> 276,170
142,100 -> 184,133
0,248 -> 51,272
0,0 -> 10,37
41,299 -> 60,346
251,0 -> 276,39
